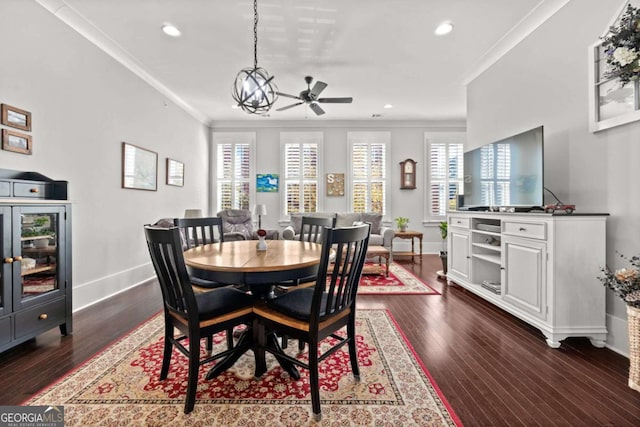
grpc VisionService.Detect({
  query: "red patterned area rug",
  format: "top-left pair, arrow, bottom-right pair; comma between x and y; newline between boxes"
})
358,262 -> 440,295
25,310 -> 461,426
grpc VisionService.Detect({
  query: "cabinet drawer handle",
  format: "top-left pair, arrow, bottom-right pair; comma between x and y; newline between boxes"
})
30,188 -> 40,193
14,256 -> 22,261
4,257 -> 13,264
519,227 -> 526,231
38,313 -> 48,320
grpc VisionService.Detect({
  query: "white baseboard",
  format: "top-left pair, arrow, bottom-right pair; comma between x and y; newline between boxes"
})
72,262 -> 156,313
604,313 -> 629,357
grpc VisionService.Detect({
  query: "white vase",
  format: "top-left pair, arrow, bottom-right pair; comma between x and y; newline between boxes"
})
256,236 -> 267,251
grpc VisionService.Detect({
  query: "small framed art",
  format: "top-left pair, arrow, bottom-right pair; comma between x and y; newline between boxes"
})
256,174 -> 279,192
2,129 -> 32,155
121,142 -> 158,191
1,104 -> 31,131
166,158 -> 184,187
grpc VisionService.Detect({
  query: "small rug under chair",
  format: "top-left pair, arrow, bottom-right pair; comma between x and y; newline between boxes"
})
358,262 -> 440,295
25,310 -> 461,426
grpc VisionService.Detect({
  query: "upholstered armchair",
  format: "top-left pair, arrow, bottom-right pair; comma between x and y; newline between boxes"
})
217,209 -> 279,241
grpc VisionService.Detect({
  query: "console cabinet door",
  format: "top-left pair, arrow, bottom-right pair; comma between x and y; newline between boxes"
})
449,229 -> 470,281
0,206 -> 11,317
502,236 -> 547,320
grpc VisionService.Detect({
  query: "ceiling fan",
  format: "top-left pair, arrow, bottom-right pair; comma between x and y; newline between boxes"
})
276,76 -> 353,116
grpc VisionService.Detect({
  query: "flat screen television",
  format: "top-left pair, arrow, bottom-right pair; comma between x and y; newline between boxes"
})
462,126 -> 543,210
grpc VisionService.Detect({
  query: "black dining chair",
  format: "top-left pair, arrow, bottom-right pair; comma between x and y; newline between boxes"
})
253,223 -> 371,421
144,225 -> 255,414
278,215 -> 337,351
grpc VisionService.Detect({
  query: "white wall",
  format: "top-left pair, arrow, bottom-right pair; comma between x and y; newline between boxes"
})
0,1 -> 209,310
466,0 -> 640,353
211,121 -> 465,253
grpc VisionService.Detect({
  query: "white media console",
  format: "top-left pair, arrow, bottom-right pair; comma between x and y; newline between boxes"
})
446,211 -> 608,348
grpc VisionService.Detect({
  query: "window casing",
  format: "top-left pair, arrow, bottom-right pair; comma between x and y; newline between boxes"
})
281,132 -> 322,218
425,133 -> 464,219
348,132 -> 389,215
213,132 -> 255,212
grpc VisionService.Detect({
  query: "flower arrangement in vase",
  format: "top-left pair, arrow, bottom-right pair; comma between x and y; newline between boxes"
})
599,252 -> 640,392
601,3 -> 640,86
256,229 -> 268,251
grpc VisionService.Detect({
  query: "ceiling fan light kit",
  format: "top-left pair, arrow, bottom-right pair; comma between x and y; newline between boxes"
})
232,0 -> 278,115
276,75 -> 353,116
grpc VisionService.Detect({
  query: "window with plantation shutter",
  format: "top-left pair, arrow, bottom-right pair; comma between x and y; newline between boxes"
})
213,132 -> 255,213
425,133 -> 464,219
281,132 -> 322,217
479,142 -> 511,206
348,132 -> 389,215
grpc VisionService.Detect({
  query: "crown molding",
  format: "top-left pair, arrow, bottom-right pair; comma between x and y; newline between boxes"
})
35,0 -> 209,124
462,0 -> 571,85
209,119 -> 466,130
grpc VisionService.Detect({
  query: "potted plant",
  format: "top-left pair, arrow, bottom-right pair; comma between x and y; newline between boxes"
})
599,253 -> 640,392
439,221 -> 448,275
395,217 -> 409,232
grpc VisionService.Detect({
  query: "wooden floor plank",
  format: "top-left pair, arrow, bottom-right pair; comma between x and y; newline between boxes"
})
1,255 -> 639,426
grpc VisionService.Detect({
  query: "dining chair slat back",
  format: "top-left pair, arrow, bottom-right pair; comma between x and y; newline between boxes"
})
299,216 -> 336,243
254,223 -> 371,421
144,225 -> 255,414
174,216 -> 224,249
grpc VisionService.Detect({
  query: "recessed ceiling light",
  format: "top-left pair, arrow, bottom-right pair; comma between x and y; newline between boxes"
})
435,21 -> 453,36
384,104 -> 393,109
372,114 -> 382,118
161,23 -> 181,37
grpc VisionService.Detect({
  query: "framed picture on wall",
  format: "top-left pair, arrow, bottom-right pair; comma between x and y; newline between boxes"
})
256,174 -> 279,192
326,173 -> 345,196
2,129 -> 32,155
121,142 -> 158,191
1,104 -> 31,131
166,158 -> 185,187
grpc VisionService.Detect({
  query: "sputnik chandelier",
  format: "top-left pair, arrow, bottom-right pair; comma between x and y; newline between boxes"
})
232,0 -> 278,115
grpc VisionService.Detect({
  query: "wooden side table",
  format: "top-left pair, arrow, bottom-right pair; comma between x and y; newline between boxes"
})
393,230 -> 423,263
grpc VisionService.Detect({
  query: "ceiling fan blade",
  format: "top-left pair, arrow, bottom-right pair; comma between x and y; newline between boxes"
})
276,92 -> 302,100
317,97 -> 353,104
309,102 -> 325,116
309,81 -> 327,99
276,101 -> 304,112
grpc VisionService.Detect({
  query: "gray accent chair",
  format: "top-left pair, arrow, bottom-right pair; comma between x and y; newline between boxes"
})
216,209 -> 279,241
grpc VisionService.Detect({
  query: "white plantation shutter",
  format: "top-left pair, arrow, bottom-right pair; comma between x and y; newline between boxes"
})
282,132 -> 321,216
214,132 -> 255,212
349,132 -> 389,215
480,142 -> 511,206
425,133 -> 464,218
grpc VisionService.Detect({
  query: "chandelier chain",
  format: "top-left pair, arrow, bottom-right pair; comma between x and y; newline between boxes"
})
253,0 -> 258,69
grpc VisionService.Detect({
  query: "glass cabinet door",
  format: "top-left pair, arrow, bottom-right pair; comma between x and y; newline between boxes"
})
15,206 -> 65,307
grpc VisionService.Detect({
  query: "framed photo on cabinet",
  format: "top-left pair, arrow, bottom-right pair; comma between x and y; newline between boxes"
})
121,142 -> 157,191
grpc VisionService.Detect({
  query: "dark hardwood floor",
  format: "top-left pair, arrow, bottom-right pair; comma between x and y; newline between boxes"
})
2,255 -> 639,425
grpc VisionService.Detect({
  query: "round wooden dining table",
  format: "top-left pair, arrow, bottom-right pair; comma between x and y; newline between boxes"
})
183,239 -> 324,297
183,239 -> 325,379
